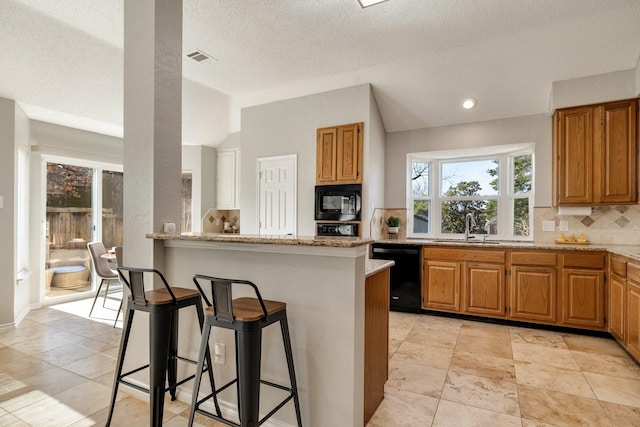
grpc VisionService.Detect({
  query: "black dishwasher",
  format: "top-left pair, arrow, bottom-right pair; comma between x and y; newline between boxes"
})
371,243 -> 422,312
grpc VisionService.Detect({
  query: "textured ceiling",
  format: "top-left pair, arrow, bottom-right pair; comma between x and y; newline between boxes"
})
1,0 -> 639,146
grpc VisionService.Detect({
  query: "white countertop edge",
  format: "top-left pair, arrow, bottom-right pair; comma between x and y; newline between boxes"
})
164,239 -> 370,258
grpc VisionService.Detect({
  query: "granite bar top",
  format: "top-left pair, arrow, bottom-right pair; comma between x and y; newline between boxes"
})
375,238 -> 640,262
365,259 -> 395,277
147,232 -> 374,248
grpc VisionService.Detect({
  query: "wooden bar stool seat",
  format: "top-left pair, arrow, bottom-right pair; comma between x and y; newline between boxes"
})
188,274 -> 303,427
106,267 -> 215,427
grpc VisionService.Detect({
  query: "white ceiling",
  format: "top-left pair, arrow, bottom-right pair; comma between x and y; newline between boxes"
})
1,0 -> 640,146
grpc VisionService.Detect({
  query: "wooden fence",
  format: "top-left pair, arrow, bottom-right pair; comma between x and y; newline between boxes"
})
47,207 -> 123,249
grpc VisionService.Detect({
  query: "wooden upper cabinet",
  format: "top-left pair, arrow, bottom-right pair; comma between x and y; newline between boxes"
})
555,106 -> 594,204
316,128 -> 338,183
597,100 -> 638,203
554,98 -> 638,206
316,123 -> 363,184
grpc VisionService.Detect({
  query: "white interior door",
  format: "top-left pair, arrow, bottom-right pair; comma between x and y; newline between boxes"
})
258,155 -> 296,235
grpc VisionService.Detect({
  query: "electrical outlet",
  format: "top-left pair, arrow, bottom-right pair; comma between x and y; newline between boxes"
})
559,221 -> 569,232
542,220 -> 555,232
214,342 -> 225,365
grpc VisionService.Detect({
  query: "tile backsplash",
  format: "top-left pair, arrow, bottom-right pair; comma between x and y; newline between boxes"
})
370,208 -> 408,240
202,208 -> 240,233
371,205 -> 640,245
534,206 -> 640,245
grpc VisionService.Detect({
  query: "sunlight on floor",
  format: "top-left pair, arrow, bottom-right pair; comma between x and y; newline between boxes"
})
51,290 -> 124,329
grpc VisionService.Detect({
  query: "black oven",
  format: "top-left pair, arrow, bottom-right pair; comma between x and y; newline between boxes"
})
314,184 -> 361,221
317,223 -> 359,237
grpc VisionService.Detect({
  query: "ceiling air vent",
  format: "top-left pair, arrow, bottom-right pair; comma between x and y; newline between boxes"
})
186,50 -> 216,64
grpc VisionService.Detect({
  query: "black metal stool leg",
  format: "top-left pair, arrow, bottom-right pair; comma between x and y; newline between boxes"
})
194,299 -> 220,417
168,311 -> 179,400
237,329 -> 262,427
280,316 -> 303,426
189,320 -> 213,426
106,304 -> 135,427
150,311 -> 172,427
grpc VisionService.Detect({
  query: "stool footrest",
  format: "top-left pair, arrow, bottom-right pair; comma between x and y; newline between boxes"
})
118,361 -> 211,394
194,378 -> 296,427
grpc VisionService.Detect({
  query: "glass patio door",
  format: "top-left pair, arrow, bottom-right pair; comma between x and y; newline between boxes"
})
44,160 -> 123,299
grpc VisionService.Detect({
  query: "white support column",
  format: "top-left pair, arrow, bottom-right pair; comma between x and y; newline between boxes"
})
123,0 -> 183,270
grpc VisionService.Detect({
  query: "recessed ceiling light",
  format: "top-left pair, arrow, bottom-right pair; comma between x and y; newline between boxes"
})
462,98 -> 477,109
358,0 -> 389,8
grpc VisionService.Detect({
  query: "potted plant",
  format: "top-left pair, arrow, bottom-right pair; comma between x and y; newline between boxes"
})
386,216 -> 401,234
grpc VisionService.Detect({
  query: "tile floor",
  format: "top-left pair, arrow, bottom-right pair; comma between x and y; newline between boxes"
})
368,311 -> 640,427
2,297 -> 640,426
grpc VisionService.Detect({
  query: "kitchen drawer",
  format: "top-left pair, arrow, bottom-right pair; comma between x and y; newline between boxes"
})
610,255 -> 627,278
511,251 -> 556,266
562,252 -> 605,269
423,247 -> 505,264
628,262 -> 640,283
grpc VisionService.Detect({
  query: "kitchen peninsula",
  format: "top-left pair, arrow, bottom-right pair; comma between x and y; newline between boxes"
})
147,232 -> 388,427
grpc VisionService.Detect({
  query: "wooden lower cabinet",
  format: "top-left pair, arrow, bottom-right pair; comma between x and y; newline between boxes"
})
610,273 -> 626,342
423,260 -> 461,312
561,268 -> 605,328
508,251 -> 557,324
465,262 -> 505,317
559,252 -> 605,330
627,281 -> 640,361
509,265 -> 557,323
364,268 -> 390,423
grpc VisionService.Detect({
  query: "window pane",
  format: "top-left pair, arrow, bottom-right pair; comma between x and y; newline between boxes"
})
441,200 -> 487,234
45,163 -> 93,296
413,200 -> 429,233
441,160 -> 498,196
513,198 -> 530,236
513,154 -> 532,194
102,170 -> 123,249
482,201 -> 498,235
411,161 -> 430,196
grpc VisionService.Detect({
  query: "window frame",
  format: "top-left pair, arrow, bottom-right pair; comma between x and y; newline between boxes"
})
407,144 -> 534,241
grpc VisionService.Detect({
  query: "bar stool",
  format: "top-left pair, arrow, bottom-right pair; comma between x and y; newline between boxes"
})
188,274 -> 303,427
106,267 -> 216,427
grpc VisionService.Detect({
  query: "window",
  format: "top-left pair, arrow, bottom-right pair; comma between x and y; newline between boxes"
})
408,144 -> 533,240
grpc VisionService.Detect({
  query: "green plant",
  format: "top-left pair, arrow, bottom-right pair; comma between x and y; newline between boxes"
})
386,216 -> 401,227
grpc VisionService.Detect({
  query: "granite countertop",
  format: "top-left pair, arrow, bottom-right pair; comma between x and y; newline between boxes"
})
365,259 -> 395,277
374,238 -> 640,262
147,232 -> 374,248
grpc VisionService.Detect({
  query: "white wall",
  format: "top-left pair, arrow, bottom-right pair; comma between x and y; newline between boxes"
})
13,103 -> 30,321
385,114 -> 552,208
216,131 -> 241,150
240,84 -> 373,235
182,145 -> 216,232
552,69 -> 636,110
636,55 -> 640,96
364,87 -> 386,237
0,98 -> 17,326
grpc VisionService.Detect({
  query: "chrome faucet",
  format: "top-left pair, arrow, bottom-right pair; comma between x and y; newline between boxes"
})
464,213 -> 476,241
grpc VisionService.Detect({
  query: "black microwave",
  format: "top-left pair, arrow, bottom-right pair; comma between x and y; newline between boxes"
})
315,184 -> 361,221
